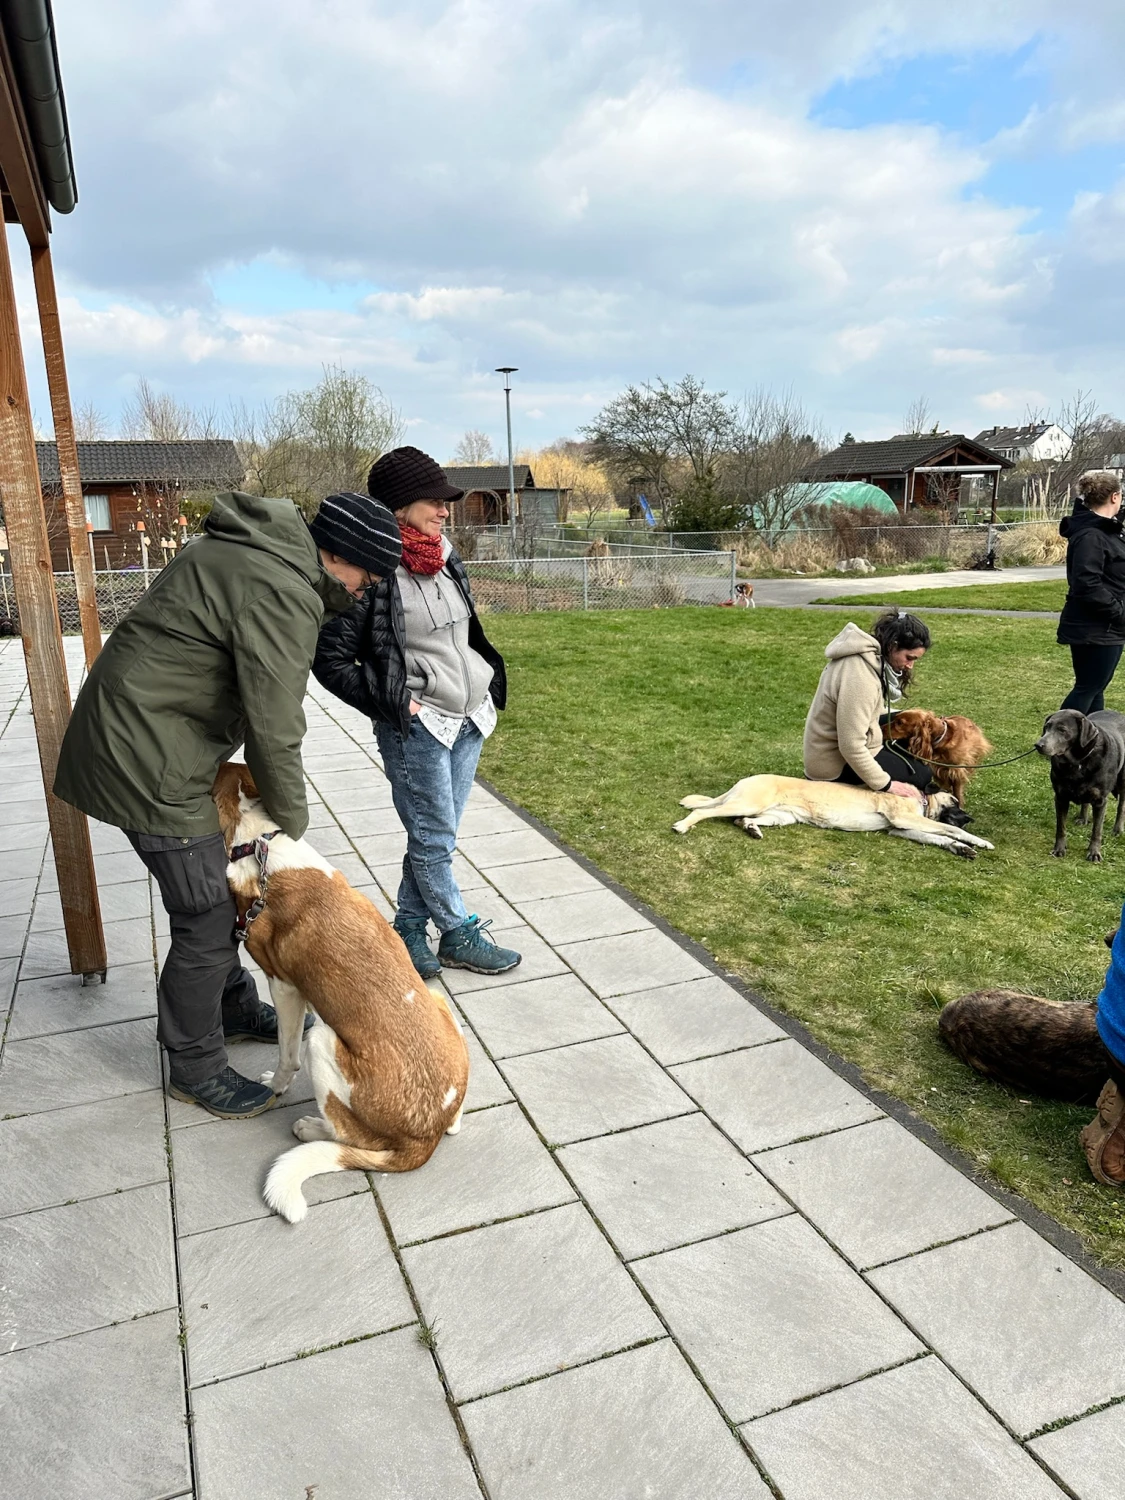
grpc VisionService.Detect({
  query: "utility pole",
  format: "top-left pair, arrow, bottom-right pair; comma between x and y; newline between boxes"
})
496,367 -> 518,554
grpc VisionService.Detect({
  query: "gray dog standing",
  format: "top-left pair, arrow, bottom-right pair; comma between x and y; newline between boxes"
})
1036,709 -> 1125,862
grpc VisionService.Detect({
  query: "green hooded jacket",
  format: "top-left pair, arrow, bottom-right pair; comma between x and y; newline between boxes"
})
54,492 -> 354,838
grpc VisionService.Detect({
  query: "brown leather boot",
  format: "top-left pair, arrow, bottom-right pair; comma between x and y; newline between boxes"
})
1080,1081 -> 1125,1186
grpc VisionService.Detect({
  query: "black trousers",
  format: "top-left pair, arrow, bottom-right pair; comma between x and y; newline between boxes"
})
1061,644 -> 1124,714
835,744 -> 933,793
126,831 -> 260,1085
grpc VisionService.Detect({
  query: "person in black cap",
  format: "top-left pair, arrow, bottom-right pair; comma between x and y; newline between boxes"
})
314,447 -> 520,978
55,487 -> 401,1120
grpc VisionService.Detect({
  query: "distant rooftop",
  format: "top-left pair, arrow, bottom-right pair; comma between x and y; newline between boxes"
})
973,423 -> 1059,448
443,464 -> 534,492
806,433 -> 1009,479
36,439 -> 243,488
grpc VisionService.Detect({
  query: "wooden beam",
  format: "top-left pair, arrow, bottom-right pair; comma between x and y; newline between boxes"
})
0,221 -> 104,977
31,243 -> 101,670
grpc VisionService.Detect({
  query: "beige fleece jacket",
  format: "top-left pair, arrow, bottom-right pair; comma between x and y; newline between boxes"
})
802,622 -> 891,791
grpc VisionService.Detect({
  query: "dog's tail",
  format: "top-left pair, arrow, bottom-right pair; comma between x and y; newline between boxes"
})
263,1141 -> 396,1224
679,793 -> 723,809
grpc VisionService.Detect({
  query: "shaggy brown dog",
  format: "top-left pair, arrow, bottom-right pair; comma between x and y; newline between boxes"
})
883,708 -> 992,806
938,990 -> 1108,1105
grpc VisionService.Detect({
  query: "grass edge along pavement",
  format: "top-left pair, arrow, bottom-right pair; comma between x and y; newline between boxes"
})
816,581 -> 1066,612
478,605 -> 1125,1271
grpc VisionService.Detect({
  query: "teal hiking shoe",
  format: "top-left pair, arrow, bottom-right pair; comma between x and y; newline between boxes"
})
167,1066 -> 276,1120
394,917 -> 442,979
438,916 -> 522,975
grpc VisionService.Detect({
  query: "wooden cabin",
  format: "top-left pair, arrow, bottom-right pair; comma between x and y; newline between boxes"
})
803,434 -> 1012,514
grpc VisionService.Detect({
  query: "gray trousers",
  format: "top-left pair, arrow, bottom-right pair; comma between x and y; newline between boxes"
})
126,831 -> 260,1085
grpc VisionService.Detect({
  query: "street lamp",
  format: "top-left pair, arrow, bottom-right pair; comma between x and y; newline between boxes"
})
495,367 -> 518,553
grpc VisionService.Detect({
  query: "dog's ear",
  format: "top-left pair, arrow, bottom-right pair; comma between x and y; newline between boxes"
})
1078,715 -> 1099,755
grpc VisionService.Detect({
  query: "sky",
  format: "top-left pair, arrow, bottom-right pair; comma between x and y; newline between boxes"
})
11,0 -> 1125,457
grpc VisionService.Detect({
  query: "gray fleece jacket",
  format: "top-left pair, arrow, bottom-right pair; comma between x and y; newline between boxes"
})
397,548 -> 494,717
802,622 -> 892,791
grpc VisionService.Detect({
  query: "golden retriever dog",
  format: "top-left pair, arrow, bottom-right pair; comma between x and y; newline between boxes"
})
212,763 -> 469,1223
882,709 -> 992,806
673,773 -> 994,858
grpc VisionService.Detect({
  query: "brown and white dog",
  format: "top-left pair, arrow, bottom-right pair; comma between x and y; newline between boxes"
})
673,773 -> 994,857
212,763 -> 469,1223
882,708 -> 992,807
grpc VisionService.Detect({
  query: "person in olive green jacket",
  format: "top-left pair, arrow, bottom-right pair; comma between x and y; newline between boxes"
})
55,490 -> 403,1119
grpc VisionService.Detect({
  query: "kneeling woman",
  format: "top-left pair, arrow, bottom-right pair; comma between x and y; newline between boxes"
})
313,448 -> 520,980
803,610 -> 933,800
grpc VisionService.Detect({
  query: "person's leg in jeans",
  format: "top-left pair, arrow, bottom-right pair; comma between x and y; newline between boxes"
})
127,832 -> 274,1115
1061,644 -> 1124,713
376,721 -> 467,933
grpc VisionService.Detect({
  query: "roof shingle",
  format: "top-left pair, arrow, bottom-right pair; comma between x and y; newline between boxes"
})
442,464 -> 534,492
35,439 -> 243,488
804,434 -> 1008,479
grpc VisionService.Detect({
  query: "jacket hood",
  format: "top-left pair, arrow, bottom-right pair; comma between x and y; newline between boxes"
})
203,491 -> 354,614
1060,506 -> 1123,540
825,622 -> 880,661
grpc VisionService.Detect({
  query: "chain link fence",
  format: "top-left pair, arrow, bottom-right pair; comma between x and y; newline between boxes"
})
0,568 -> 156,633
465,551 -> 738,611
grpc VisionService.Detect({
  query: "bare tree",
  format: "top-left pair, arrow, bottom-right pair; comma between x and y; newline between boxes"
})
901,395 -> 935,436
451,429 -> 496,464
122,378 -> 219,440
73,400 -> 110,440
723,389 -> 828,544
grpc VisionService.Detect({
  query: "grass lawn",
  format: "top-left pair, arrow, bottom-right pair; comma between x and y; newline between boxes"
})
815,581 -> 1065,612
480,607 -> 1125,1268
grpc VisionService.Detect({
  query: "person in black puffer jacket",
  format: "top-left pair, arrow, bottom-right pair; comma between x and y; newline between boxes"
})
313,448 -> 517,982
1058,469 -> 1125,713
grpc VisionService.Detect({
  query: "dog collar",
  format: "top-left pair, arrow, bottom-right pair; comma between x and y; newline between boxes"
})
232,831 -> 281,943
932,718 -> 949,748
230,830 -> 280,862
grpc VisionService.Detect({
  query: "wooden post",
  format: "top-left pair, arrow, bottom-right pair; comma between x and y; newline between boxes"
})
30,243 -> 101,670
0,224 -> 105,978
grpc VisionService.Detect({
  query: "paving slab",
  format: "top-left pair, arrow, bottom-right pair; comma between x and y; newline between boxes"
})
0,953 -> 17,1011
428,884 -> 523,933
0,818 -> 47,852
607,976 -> 785,1064
0,1183 -> 176,1350
20,915 -> 153,981
0,799 -> 48,827
461,1025 -> 514,1111
0,1309 -> 190,1500
753,1117 -> 1014,1269
454,802 -> 529,838
402,1201 -> 662,1402
486,855 -> 604,903
743,1355 -> 1066,1500
0,1090 -> 166,1217
501,1032 -> 694,1144
377,1100 -> 575,1244
0,1017 -> 160,1116
517,887 -> 652,944
171,1100 -> 369,1236
868,1221 -> 1125,1435
455,971 -> 623,1058
1030,1401 -> 1125,1498
191,1327 -> 480,1500
439,926 -> 568,994
559,1113 -> 791,1260
458,826 -> 569,868
180,1192 -> 412,1385
304,824 -> 356,858
557,927 -> 712,997
353,830 -> 409,865
672,1039 -> 883,1153
34,877 -> 151,930
462,1337 -> 770,1500
2,844 -> 45,882
332,803 -> 406,836
7,961 -> 156,1040
633,1214 -> 923,1423
313,777 -> 397,812
0,874 -> 37,915
0,911 -> 27,958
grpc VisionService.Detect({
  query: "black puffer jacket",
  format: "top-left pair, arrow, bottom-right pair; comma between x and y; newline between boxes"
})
313,550 -> 506,735
1058,506 -> 1125,646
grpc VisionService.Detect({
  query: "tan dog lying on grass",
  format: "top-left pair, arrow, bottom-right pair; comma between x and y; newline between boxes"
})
673,773 -> 994,858
212,763 -> 469,1223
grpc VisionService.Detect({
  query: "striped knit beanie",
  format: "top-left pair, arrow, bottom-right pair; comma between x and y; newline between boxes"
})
308,492 -> 402,576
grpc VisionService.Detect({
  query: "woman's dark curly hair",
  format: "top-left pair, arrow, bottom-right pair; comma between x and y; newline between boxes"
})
871,609 -> 930,693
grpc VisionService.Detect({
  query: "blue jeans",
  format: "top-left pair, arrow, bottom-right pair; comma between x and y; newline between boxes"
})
374,716 -> 484,933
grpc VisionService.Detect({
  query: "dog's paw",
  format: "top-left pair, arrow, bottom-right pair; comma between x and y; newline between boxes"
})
671,819 -> 690,834
259,1070 -> 293,1094
259,1071 -> 275,1087
739,818 -> 763,839
292,1115 -> 330,1142
1051,847 -> 1067,859
951,843 -> 976,860
1087,849 -> 1105,864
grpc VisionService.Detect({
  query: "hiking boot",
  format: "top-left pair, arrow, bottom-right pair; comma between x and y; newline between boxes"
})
167,1066 -> 277,1120
224,1003 -> 315,1044
438,916 -> 522,975
1081,1080 -> 1125,1186
394,917 -> 442,979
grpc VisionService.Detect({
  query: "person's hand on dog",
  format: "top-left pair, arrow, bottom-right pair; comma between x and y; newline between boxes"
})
888,780 -> 925,804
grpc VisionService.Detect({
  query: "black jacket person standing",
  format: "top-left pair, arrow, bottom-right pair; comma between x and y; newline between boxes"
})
1058,470 -> 1125,714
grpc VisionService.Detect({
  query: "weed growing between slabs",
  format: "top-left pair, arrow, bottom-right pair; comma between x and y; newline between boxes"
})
818,581 -> 1065,612
480,607 -> 1125,1269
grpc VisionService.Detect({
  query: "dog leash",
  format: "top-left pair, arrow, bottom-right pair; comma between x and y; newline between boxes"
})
887,744 -> 1040,772
230,830 -> 280,942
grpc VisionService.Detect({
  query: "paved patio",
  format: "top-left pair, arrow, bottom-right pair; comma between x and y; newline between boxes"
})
2,631 -> 1124,1500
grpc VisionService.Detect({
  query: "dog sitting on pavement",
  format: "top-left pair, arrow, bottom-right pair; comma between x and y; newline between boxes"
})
1035,709 -> 1125,862
673,774 -> 994,858
212,762 -> 469,1223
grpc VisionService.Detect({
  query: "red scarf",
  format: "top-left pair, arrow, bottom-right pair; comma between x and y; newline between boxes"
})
399,522 -> 445,576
